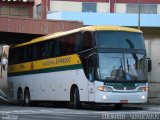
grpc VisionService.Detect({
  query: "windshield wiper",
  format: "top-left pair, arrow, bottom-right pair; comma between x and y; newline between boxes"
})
127,58 -> 129,72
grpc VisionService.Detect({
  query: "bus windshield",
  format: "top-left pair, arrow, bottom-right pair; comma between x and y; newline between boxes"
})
95,31 -> 145,49
97,53 -> 147,81
95,31 -> 147,81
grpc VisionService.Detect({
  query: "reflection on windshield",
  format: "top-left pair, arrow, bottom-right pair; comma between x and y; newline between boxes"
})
98,53 -> 147,81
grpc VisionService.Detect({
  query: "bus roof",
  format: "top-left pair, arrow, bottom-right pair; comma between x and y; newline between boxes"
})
14,25 -> 142,48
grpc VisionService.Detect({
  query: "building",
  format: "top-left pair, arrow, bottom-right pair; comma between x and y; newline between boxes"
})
0,0 -> 83,100
45,0 -> 160,104
46,0 -> 160,27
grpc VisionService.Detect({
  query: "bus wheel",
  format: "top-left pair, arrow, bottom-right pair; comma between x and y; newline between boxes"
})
114,103 -> 123,109
73,88 -> 81,109
24,89 -> 31,106
17,88 -> 24,106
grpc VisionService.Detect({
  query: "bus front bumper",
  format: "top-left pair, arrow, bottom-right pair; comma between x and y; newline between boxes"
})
95,91 -> 148,103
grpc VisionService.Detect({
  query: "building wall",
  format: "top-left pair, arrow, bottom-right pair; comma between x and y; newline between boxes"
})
115,3 -> 160,14
48,0 -> 160,14
50,1 -> 82,12
145,36 -> 160,104
50,1 -> 109,13
35,0 -> 41,5
47,12 -> 160,27
97,3 -> 109,13
115,3 -> 126,13
157,5 -> 160,14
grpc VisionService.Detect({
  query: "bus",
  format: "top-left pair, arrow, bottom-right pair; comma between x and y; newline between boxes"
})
8,26 -> 149,109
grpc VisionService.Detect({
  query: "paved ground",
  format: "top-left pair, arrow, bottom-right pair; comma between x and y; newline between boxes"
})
0,103 -> 160,120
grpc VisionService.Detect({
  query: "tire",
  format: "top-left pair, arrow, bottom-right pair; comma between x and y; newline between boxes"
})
17,89 -> 24,106
114,103 -> 123,109
73,88 -> 81,109
24,89 -> 31,106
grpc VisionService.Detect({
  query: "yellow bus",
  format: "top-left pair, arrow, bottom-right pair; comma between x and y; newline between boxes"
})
8,26 -> 148,109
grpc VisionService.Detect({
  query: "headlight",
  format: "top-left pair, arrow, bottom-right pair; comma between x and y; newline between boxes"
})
97,86 -> 113,92
137,87 -> 148,92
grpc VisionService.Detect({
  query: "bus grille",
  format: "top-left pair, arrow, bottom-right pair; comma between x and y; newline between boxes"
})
113,86 -> 136,90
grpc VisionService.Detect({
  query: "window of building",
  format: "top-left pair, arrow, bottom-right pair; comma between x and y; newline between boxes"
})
10,6 -> 19,16
0,6 -> 29,17
36,4 -> 42,19
82,2 -> 97,12
0,6 -> 9,16
127,4 -> 157,14
20,7 -> 29,17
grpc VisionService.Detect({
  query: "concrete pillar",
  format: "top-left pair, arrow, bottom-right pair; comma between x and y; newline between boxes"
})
0,45 -> 9,100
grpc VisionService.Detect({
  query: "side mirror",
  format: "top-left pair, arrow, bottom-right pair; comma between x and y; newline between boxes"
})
147,58 -> 152,72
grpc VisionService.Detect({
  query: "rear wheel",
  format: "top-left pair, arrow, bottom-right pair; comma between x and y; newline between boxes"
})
17,89 -> 24,106
24,89 -> 31,106
73,88 -> 81,109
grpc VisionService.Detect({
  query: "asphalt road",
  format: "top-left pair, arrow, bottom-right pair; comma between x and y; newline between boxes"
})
0,103 -> 160,120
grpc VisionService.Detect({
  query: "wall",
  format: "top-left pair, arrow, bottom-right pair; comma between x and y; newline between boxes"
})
114,3 -> 160,14
50,1 -> 82,12
35,0 -> 41,5
145,35 -> 160,104
157,5 -> 160,14
97,3 -> 109,13
47,12 -> 160,27
115,3 -> 126,13
50,1 -> 109,13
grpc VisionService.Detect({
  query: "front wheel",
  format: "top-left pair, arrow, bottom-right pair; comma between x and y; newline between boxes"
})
73,88 -> 81,109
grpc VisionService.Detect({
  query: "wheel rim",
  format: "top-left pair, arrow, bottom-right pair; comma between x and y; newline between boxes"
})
25,95 -> 29,104
25,90 -> 30,106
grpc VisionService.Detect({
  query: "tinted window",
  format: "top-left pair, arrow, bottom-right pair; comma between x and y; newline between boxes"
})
82,31 -> 93,50
95,31 -> 145,49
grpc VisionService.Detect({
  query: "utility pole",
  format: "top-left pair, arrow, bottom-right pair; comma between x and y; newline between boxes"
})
138,0 -> 141,30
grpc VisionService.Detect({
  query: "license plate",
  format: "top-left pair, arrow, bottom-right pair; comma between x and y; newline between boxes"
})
120,100 -> 128,103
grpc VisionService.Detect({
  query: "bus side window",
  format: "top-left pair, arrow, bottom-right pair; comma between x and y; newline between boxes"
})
24,46 -> 32,62
67,35 -> 75,54
37,42 -> 45,59
74,33 -> 81,53
9,49 -> 15,65
23,46 -> 28,62
32,44 -> 37,60
49,41 -> 55,57
15,47 -> 24,63
60,36 -> 68,55
28,45 -> 32,61
82,31 -> 93,50
44,41 -> 50,58
32,43 -> 43,60
54,40 -> 60,56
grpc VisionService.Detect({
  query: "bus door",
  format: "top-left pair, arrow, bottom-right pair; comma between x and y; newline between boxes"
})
81,31 -> 95,102
87,56 -> 96,102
